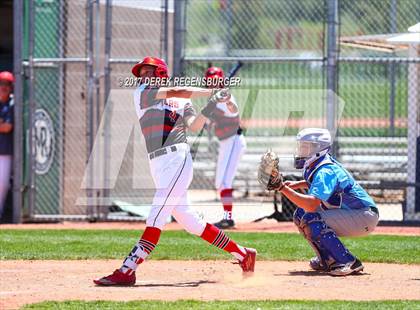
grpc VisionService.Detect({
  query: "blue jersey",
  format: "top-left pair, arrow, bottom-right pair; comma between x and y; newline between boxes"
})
304,154 -> 376,210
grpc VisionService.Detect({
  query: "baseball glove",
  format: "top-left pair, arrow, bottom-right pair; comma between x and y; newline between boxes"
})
201,89 -> 231,117
258,150 -> 284,191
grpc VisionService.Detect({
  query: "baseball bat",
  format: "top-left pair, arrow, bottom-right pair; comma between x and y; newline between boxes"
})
227,61 -> 243,80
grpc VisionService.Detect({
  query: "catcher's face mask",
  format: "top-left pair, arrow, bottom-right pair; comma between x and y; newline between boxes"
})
294,141 -> 316,169
294,128 -> 332,169
294,141 -> 330,169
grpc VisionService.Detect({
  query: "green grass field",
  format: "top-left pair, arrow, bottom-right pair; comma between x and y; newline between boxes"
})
21,300 -> 420,310
1,230 -> 419,264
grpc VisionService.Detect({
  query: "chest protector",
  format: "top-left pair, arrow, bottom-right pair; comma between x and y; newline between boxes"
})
303,155 -> 354,209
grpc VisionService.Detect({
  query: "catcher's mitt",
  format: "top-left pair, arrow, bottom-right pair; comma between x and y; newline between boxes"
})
258,150 -> 284,191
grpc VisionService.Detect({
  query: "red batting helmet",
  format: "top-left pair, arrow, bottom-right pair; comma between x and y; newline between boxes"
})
131,57 -> 169,78
205,67 -> 224,79
0,71 -> 15,84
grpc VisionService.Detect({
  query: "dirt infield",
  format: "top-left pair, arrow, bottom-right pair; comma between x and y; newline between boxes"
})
1,259 -> 419,309
1,221 -> 419,236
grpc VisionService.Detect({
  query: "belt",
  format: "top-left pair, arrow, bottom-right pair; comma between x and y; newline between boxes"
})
370,206 -> 379,215
149,145 -> 177,160
219,128 -> 243,141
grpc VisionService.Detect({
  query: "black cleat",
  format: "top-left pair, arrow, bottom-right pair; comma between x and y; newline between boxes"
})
214,219 -> 235,229
329,258 -> 364,276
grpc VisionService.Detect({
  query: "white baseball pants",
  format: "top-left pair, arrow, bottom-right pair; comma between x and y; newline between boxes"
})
215,134 -> 246,191
146,143 -> 206,235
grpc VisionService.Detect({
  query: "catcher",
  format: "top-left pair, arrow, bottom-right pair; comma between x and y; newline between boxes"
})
258,128 -> 379,276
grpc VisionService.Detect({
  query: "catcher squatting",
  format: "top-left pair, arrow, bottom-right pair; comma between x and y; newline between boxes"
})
258,128 -> 379,275
94,57 -> 378,286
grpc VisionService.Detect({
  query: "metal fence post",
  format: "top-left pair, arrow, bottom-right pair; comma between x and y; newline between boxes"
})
326,0 -> 339,154
87,0 -> 95,219
58,0 -> 65,216
12,0 -> 24,223
173,0 -> 186,76
389,0 -> 397,136
226,0 -> 233,56
28,0 -> 36,218
94,0 -> 101,216
160,0 -> 169,61
103,0 -> 113,205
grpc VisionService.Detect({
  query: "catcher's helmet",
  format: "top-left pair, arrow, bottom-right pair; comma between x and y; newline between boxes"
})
0,71 -> 15,84
131,57 -> 169,78
294,128 -> 332,169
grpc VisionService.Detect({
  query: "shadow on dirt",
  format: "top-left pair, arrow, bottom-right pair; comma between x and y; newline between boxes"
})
136,280 -> 217,287
283,270 -> 369,277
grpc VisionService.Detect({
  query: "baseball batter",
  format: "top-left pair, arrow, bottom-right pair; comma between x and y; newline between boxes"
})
204,67 -> 246,229
258,128 -> 379,276
94,57 -> 256,286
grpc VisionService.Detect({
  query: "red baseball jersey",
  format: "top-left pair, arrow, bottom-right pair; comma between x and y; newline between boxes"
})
133,85 -> 196,153
208,95 -> 241,140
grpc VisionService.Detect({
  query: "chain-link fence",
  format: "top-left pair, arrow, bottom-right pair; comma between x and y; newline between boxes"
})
16,0 -> 172,221
182,0 -> 420,222
14,0 -> 420,223
19,1 -> 90,220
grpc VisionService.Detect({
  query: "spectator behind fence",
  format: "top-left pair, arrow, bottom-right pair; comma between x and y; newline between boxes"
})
0,71 -> 14,220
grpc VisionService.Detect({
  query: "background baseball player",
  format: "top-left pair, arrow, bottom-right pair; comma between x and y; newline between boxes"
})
258,128 -> 379,276
204,67 -> 246,229
94,57 -> 256,286
0,72 -> 14,221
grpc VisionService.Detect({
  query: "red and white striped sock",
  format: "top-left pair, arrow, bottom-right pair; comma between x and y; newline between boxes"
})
200,223 -> 246,261
120,226 -> 161,275
220,188 -> 233,220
